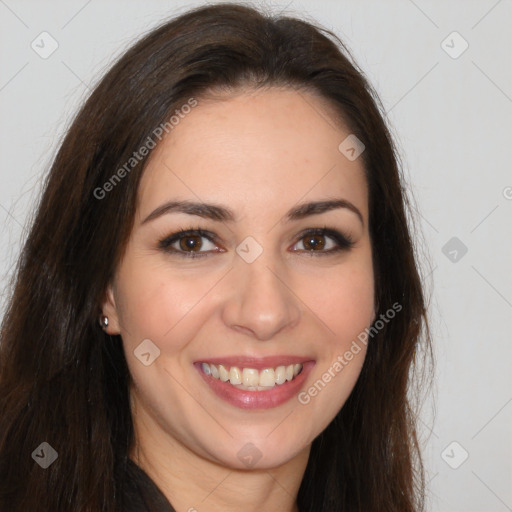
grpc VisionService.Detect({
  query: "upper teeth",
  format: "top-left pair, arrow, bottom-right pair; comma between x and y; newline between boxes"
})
201,363 -> 303,389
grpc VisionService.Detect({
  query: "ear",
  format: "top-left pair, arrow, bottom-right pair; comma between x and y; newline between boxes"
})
100,283 -> 122,335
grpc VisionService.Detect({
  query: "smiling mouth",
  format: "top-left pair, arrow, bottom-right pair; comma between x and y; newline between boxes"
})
200,362 -> 304,391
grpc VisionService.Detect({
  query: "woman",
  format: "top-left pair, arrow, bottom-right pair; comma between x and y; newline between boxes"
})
0,3 -> 432,511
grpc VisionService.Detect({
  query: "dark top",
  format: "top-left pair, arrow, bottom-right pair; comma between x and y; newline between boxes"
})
119,459 -> 176,512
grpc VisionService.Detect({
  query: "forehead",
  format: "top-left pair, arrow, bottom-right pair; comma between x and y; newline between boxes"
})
137,87 -> 368,220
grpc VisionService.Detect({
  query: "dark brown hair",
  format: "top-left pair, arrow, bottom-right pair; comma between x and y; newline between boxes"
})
0,3 -> 432,511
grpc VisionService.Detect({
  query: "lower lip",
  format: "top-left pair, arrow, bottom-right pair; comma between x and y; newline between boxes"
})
195,361 -> 315,410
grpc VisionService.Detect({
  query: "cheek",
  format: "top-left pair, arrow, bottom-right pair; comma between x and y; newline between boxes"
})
330,269 -> 374,341
115,264 -> 213,414
297,258 -> 375,346
114,260 -> 219,347
292,257 -> 374,429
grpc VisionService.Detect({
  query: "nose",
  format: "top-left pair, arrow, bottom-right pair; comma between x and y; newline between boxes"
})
221,254 -> 301,341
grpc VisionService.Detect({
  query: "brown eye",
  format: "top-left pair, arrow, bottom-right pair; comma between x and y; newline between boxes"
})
291,228 -> 354,255
302,234 -> 326,251
158,229 -> 221,258
179,235 -> 203,252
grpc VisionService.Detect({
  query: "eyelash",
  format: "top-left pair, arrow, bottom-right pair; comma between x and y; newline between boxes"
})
158,227 -> 354,259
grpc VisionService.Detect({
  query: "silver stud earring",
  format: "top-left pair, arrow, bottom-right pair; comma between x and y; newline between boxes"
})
100,315 -> 109,329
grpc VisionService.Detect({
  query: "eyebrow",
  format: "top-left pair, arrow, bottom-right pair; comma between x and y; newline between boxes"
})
141,198 -> 364,226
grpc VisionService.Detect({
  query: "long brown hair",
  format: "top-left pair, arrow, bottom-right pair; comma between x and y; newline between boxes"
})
0,3 -> 432,511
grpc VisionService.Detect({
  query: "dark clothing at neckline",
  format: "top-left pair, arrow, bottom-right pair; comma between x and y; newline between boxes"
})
120,458 -> 302,512
119,458 -> 176,512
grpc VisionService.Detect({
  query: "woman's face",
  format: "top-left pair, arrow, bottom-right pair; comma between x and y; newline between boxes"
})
103,87 -> 375,470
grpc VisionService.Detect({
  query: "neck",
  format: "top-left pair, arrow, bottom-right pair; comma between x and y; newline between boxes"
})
130,403 -> 309,512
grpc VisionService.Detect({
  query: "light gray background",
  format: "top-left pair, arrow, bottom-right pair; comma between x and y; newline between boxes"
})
1,1 -> 511,510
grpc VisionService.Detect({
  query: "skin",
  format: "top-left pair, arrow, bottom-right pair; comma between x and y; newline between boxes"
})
102,87 -> 375,512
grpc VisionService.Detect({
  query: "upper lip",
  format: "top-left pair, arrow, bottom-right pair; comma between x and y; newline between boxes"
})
195,355 -> 314,370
